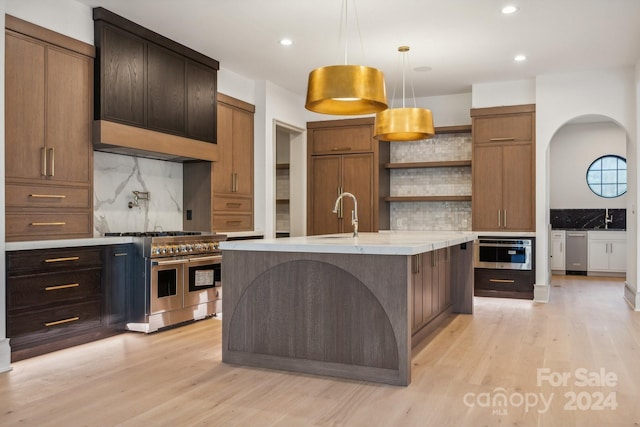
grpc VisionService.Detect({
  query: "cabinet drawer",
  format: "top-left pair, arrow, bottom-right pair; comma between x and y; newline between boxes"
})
6,183 -> 91,209
213,195 -> 252,212
7,246 -> 103,273
311,126 -> 373,154
8,268 -> 102,312
7,299 -> 102,340
212,214 -> 253,231
473,114 -> 533,143
6,211 -> 92,241
474,268 -> 534,293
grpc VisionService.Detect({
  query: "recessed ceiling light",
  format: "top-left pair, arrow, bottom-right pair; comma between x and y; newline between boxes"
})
501,5 -> 519,14
514,54 -> 527,62
279,38 -> 293,46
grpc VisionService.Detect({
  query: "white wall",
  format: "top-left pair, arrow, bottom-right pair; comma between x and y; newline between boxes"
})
550,121 -> 627,209
254,81 -> 308,238
472,79 -> 536,108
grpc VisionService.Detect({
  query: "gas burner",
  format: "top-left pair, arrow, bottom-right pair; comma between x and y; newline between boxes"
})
104,231 -> 203,237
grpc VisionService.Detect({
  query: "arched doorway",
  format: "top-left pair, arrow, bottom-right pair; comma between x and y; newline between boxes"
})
547,114 -> 629,288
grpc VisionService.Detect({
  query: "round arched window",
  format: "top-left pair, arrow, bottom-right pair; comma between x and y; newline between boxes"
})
586,155 -> 627,198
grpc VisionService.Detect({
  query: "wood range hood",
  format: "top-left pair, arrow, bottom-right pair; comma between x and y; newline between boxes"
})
92,7 -> 219,163
93,120 -> 218,163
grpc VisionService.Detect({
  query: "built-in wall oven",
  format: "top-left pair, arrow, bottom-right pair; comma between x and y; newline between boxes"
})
474,237 -> 535,300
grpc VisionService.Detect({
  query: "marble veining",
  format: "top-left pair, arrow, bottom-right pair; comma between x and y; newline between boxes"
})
93,152 -> 184,236
550,208 -> 626,230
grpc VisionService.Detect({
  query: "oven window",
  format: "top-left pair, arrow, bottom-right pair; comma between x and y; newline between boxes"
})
479,246 -> 527,263
188,264 -> 221,292
157,270 -> 178,297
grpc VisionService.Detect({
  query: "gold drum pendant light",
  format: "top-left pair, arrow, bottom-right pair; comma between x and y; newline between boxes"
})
305,0 -> 388,115
374,46 -> 434,141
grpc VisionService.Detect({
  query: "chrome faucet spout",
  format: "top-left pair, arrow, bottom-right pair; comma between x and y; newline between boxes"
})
332,191 -> 359,237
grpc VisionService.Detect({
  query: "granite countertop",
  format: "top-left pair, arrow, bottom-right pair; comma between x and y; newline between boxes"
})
220,231 -> 476,256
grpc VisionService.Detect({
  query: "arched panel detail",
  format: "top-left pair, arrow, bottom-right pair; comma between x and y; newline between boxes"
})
228,259 -> 399,369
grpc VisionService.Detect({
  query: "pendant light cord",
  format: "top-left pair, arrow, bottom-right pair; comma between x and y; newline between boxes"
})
337,0 -> 366,65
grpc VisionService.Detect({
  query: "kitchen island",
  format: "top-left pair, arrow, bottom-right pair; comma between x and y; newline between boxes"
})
220,231 -> 475,386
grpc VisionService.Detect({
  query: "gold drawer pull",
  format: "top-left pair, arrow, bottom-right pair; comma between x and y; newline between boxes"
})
45,256 -> 80,263
226,220 -> 243,225
45,316 -> 79,327
226,202 -> 242,207
489,279 -> 515,283
31,222 -> 66,226
330,147 -> 351,151
489,137 -> 516,141
114,253 -> 128,257
45,283 -> 80,291
29,194 -> 66,198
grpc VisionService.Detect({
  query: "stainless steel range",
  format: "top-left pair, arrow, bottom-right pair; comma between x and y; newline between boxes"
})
106,231 -> 226,333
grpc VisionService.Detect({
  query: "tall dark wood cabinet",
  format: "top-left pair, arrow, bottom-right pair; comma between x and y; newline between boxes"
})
4,15 -> 94,242
471,104 -> 536,231
92,8 -> 219,161
94,8 -> 217,142
306,118 -> 389,236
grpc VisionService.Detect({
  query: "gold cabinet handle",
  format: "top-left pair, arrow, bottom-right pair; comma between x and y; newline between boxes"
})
489,279 -> 515,283
489,137 -> 515,141
226,220 -> 242,225
41,147 -> 47,176
29,194 -> 66,198
114,253 -> 128,257
49,147 -> 55,177
331,147 -> 351,151
45,256 -> 80,263
45,283 -> 80,291
503,209 -> 507,228
45,316 -> 79,327
31,222 -> 66,226
497,209 -> 501,227
226,202 -> 242,208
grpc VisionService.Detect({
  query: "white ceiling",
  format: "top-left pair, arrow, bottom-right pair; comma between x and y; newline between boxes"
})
74,0 -> 640,101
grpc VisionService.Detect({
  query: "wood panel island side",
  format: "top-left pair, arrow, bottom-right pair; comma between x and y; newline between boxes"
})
219,231 -> 475,386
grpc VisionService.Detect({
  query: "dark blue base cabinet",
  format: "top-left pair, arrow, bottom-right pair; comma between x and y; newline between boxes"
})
6,244 -> 133,361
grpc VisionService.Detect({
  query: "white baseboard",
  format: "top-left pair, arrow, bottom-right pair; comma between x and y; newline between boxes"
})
0,339 -> 12,374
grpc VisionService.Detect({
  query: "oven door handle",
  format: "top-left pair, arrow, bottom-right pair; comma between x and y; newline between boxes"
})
188,255 -> 222,263
152,259 -> 188,266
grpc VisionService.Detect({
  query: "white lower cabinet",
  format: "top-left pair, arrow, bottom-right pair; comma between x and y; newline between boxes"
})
588,230 -> 626,274
550,230 -> 565,272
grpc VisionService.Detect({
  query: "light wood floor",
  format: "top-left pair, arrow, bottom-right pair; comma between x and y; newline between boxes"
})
1,275 -> 639,426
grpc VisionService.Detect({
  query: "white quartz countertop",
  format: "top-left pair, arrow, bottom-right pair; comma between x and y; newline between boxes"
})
220,231 -> 477,256
6,236 -> 135,251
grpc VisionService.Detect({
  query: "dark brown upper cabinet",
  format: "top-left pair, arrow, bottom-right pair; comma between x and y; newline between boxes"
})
93,7 -> 219,144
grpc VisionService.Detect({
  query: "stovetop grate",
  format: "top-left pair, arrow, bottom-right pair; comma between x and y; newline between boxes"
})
104,231 -> 203,237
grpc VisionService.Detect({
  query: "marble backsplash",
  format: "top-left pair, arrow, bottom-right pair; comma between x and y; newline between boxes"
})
93,151 -> 184,236
550,208 -> 626,230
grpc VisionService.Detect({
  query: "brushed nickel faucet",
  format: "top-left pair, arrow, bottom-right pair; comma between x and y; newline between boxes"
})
332,192 -> 358,237
605,208 -> 613,229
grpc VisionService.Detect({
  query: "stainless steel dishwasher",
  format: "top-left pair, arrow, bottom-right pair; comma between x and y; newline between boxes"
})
565,230 -> 588,274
